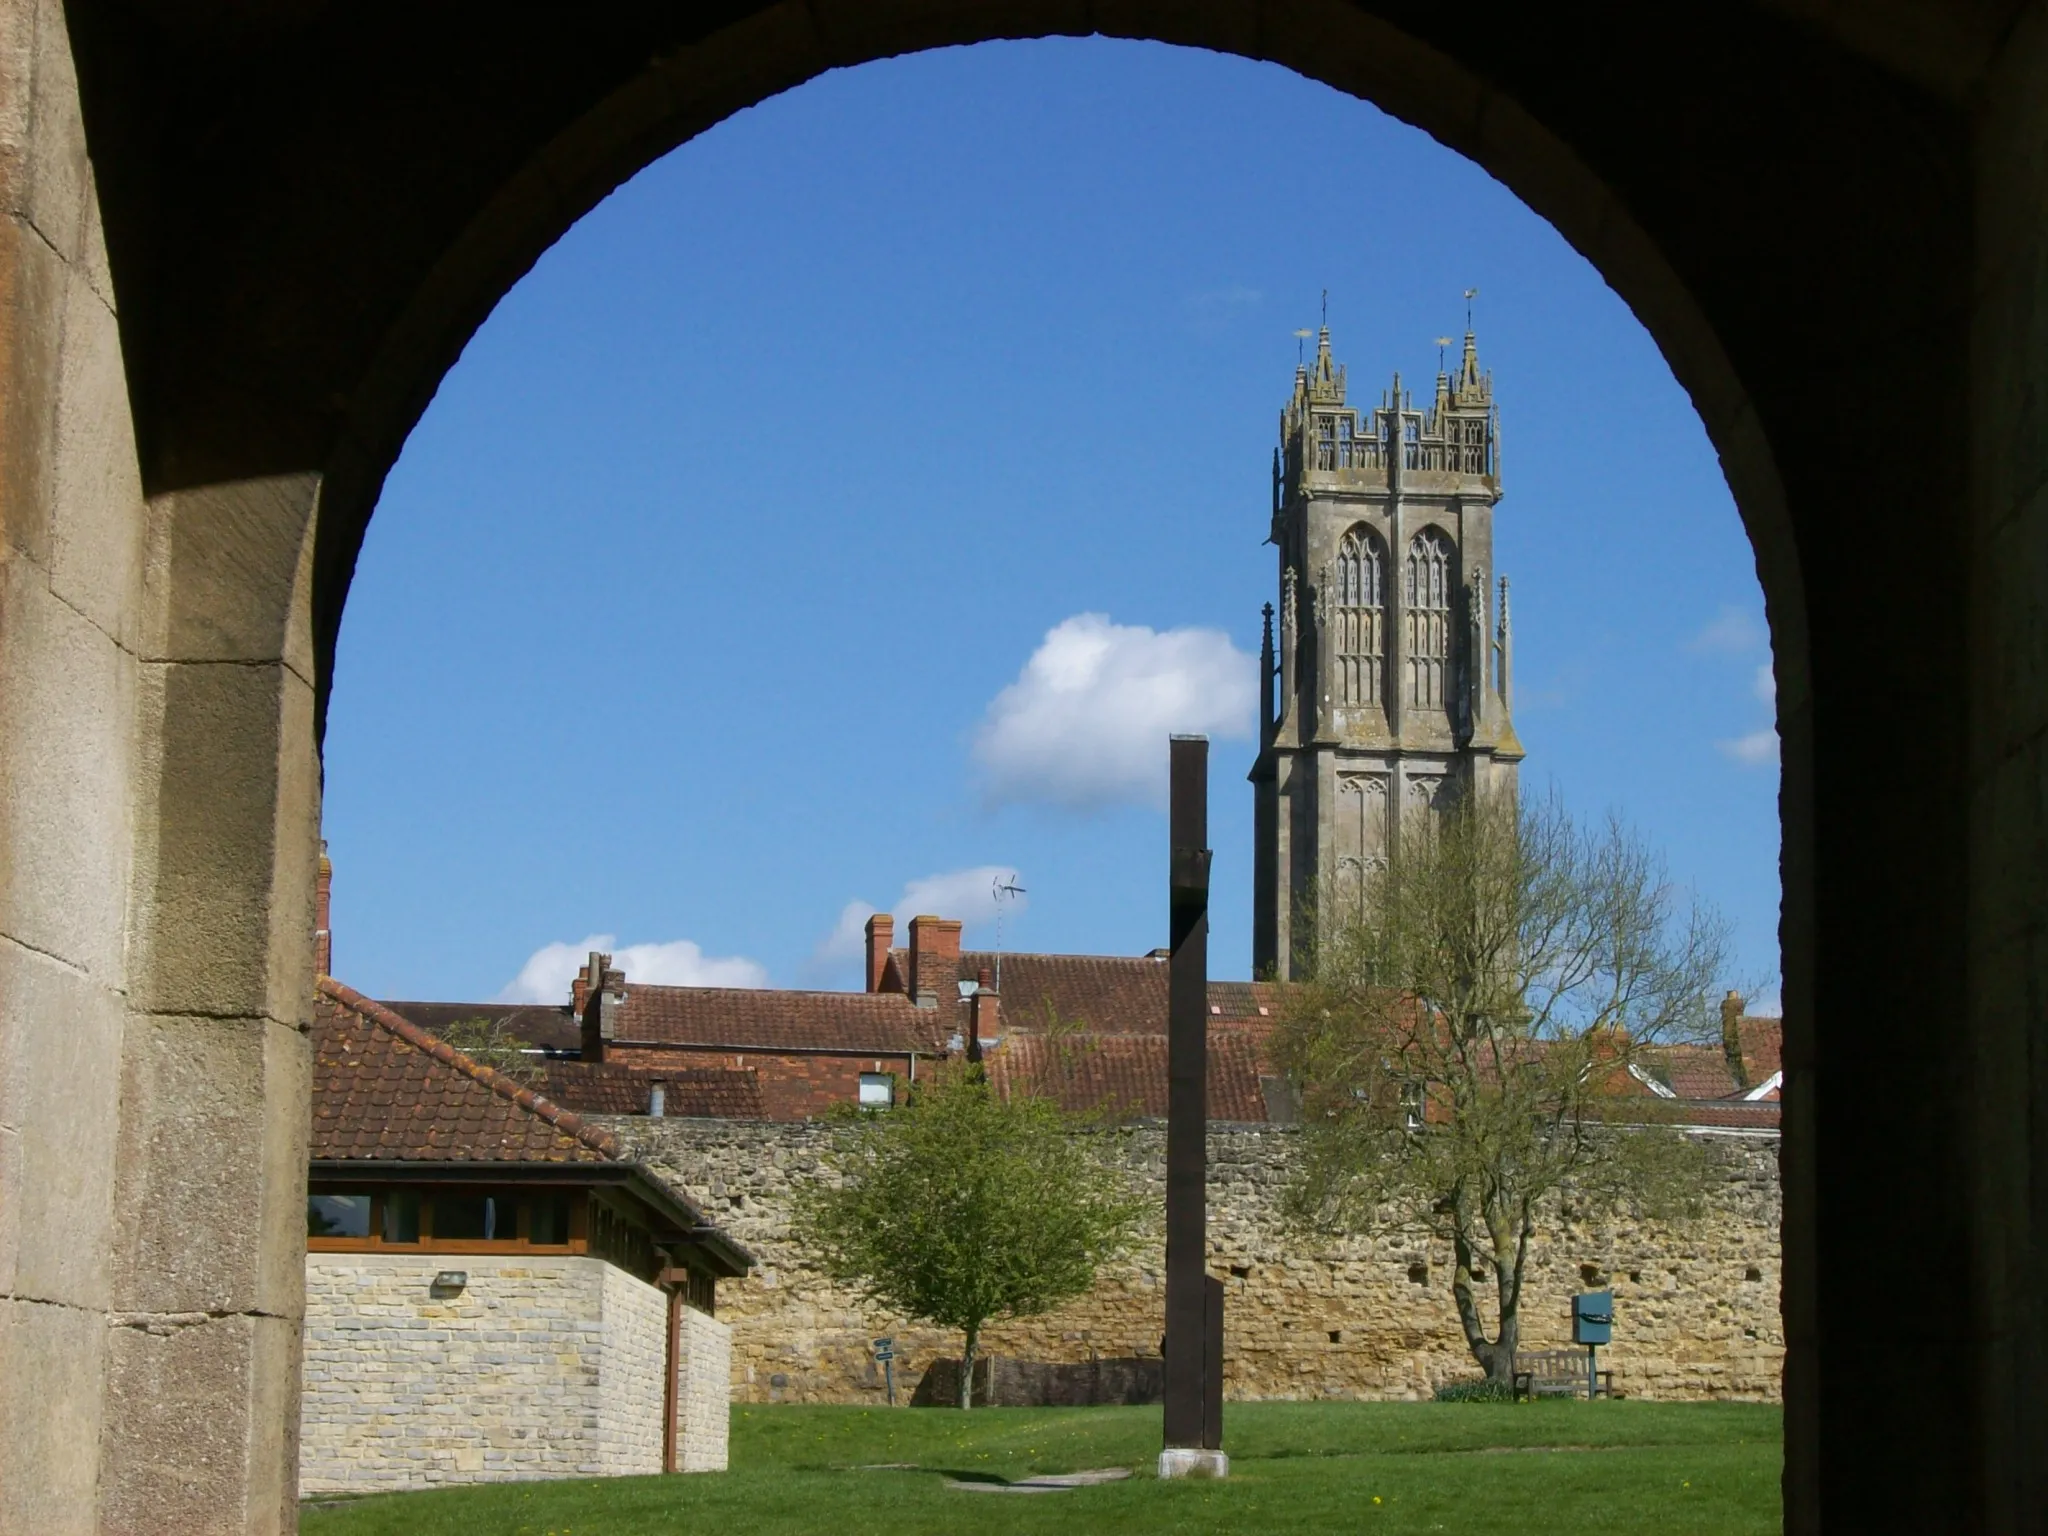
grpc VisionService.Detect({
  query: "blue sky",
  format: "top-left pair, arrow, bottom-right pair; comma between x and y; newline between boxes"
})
322,38 -> 1781,1009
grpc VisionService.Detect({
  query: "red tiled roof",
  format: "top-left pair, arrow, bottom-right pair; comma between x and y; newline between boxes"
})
889,949 -> 1285,1036
618,984 -> 947,1055
988,1029 -> 1272,1123
538,1061 -> 764,1119
379,999 -> 580,1053
1738,1017 -> 1782,1082
312,978 -> 618,1163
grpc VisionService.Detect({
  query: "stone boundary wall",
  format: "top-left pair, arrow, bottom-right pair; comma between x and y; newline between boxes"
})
301,1254 -> 707,1492
597,1264 -> 668,1476
610,1118 -> 1783,1405
678,1306 -> 734,1471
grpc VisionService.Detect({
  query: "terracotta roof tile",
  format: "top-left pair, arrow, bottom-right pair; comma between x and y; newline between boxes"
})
537,1061 -> 765,1119
988,1029 -> 1271,1122
312,979 -> 617,1163
379,999 -> 581,1053
887,950 -> 1285,1036
617,984 -> 946,1055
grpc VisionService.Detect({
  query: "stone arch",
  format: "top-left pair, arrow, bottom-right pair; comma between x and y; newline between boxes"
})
20,4 -> 2048,1532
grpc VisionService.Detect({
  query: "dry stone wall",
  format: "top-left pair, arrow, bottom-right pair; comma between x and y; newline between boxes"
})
611,1118 -> 1782,1405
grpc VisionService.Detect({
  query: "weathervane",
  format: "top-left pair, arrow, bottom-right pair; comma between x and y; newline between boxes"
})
1436,335 -> 1453,372
1464,286 -> 1479,331
1294,328 -> 1312,367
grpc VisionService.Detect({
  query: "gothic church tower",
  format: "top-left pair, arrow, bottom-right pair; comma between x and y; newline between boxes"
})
1251,322 -> 1522,979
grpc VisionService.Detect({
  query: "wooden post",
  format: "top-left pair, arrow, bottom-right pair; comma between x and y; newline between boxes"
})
1160,736 -> 1226,1475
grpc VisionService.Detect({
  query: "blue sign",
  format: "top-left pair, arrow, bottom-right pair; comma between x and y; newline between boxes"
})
872,1337 -> 895,1361
1572,1291 -> 1614,1346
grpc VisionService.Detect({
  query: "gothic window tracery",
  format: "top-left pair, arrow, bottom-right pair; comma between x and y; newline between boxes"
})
1406,529 -> 1453,710
1334,528 -> 1385,706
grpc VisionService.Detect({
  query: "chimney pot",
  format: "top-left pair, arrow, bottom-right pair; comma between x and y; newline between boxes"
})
865,913 -> 896,993
908,914 -> 963,1001
314,843 -> 333,978
1721,990 -> 1749,1091
969,970 -> 1000,1063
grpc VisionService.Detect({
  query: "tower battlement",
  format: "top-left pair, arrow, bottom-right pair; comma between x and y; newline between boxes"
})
1275,328 -> 1497,524
1252,318 -> 1520,980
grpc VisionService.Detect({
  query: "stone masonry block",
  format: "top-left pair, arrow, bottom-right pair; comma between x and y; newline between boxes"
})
110,1012 -> 309,1318
0,1295 -> 101,1536
148,473 -> 319,669
48,237 -> 141,646
0,205 -> 58,568
99,1310 -> 295,1536
0,938 -> 120,1309
131,656 -> 317,1023
0,558 -> 133,980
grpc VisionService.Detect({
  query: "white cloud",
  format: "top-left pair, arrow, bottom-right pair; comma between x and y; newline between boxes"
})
1718,729 -> 1780,767
1717,663 -> 1780,766
812,866 -> 1026,968
972,613 -> 1256,810
498,933 -> 769,1004
1689,605 -> 1767,655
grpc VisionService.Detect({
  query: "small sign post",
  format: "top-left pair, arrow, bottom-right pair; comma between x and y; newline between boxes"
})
1571,1291 -> 1613,1400
873,1337 -> 896,1407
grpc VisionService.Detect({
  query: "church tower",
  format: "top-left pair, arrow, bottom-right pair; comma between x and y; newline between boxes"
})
1251,321 -> 1522,978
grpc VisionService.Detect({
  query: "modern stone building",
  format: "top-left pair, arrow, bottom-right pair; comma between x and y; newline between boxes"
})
1252,325 -> 1523,978
299,979 -> 751,1493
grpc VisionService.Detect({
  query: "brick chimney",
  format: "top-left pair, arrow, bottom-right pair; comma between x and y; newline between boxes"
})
580,951 -> 626,1064
968,967 -> 999,1064
313,842 -> 333,978
907,915 -> 962,1009
865,913 -> 896,993
1720,990 -> 1750,1091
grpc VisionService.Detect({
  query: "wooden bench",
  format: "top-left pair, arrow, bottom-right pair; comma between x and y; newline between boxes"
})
1512,1350 -> 1614,1401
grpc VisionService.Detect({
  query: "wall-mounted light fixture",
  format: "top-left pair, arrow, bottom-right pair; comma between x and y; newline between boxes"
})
431,1270 -> 468,1292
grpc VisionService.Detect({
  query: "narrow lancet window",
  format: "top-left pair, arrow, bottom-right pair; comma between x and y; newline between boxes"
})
1406,529 -> 1453,710
1335,528 -> 1385,706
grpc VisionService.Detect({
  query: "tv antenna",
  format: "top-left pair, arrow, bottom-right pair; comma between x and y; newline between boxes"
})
991,874 -> 1027,993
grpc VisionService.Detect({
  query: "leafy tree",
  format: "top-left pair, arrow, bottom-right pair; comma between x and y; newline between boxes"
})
1276,791 -> 1729,1383
794,1066 -> 1145,1408
437,1016 -> 543,1085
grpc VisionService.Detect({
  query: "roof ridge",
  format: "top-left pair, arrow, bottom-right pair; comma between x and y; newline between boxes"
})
317,976 -> 620,1160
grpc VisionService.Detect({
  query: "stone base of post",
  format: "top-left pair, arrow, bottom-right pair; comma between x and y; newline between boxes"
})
1157,1449 -> 1231,1480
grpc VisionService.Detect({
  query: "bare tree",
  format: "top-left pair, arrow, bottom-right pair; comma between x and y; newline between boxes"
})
1276,791 -> 1730,1383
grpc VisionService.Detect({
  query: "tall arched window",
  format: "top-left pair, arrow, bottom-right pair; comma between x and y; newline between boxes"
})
1335,528 -> 1385,706
1406,529 -> 1453,710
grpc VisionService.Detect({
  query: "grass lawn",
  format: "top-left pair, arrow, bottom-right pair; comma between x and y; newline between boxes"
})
300,1400 -> 1782,1535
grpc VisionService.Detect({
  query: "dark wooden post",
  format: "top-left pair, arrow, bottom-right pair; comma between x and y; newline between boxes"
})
1164,735 -> 1223,1466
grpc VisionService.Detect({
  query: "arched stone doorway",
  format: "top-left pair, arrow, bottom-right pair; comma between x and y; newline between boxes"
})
3,2 -> 2040,1531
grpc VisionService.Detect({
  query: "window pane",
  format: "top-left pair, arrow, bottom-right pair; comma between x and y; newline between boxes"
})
307,1193 -> 370,1238
858,1073 -> 893,1107
527,1194 -> 571,1245
382,1189 -> 420,1243
432,1194 -> 496,1241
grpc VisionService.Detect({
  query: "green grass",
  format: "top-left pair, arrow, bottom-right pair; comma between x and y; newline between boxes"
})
300,1400 -> 1782,1536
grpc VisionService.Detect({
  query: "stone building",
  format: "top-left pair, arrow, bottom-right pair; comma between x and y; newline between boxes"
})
1252,325 -> 1523,978
385,901 -> 1781,1407
299,979 -> 751,1493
